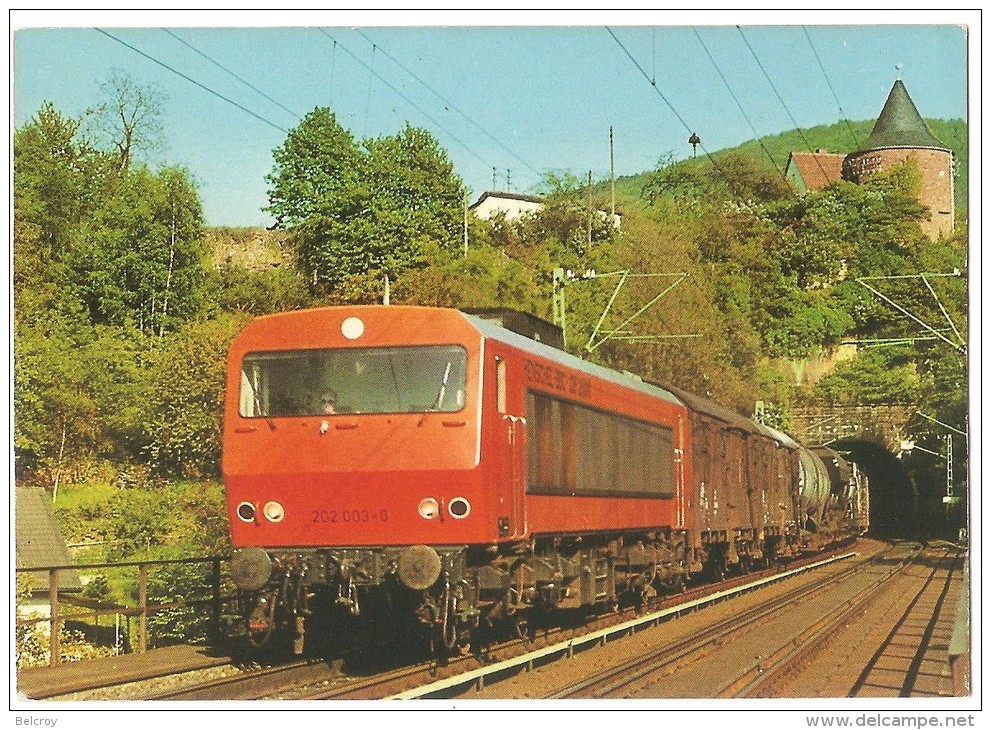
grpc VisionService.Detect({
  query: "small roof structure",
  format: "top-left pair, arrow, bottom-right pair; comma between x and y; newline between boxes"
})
15,487 -> 82,593
784,151 -> 846,192
858,79 -> 948,151
466,308 -> 565,350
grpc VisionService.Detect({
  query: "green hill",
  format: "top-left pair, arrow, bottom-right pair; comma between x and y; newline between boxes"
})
610,118 -> 968,213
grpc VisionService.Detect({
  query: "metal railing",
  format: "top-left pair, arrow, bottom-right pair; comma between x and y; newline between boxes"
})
16,556 -> 232,666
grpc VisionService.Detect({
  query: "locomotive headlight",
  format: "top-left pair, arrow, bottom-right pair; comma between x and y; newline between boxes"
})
448,497 -> 471,519
262,501 -> 285,523
418,497 -> 440,519
236,502 -> 257,522
341,316 -> 365,340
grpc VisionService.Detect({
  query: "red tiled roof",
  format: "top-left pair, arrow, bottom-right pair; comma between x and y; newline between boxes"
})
786,151 -> 846,191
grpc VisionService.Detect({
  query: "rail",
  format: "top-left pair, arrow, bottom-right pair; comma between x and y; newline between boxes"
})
389,551 -> 858,699
15,556 -> 232,667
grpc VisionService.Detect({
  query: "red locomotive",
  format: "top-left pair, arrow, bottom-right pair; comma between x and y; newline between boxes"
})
223,305 -> 866,655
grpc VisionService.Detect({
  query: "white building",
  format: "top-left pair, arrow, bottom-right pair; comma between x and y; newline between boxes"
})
469,191 -> 545,221
469,191 -> 622,229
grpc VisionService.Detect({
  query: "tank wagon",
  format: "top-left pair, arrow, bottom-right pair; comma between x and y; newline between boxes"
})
222,306 -> 866,655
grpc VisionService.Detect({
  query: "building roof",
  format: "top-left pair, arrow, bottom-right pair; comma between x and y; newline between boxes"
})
468,191 -> 544,210
785,151 -> 846,191
859,79 -> 947,152
16,487 -> 82,592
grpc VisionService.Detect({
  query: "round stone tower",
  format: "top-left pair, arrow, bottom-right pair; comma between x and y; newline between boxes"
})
842,79 -> 955,239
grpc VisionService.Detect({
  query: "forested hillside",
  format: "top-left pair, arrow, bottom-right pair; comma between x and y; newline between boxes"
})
13,83 -> 969,581
612,118 -> 968,216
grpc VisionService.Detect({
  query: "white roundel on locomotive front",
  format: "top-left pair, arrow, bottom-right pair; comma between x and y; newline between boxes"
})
341,317 -> 365,340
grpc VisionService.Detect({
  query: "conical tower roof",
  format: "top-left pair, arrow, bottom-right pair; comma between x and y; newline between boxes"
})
859,80 -> 947,151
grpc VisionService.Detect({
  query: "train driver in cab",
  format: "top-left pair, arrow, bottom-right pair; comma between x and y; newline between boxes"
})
319,389 -> 339,414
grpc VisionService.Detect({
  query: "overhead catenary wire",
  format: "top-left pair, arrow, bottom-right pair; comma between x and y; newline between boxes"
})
692,27 -> 784,176
328,39 -> 337,107
161,29 -> 302,122
802,26 -> 863,150
355,28 -> 543,182
112,27 -> 499,193
92,26 -> 693,345
604,26 -> 747,201
318,29 -> 494,169
94,28 -> 291,135
363,43 -> 376,136
736,26 -> 834,183
358,29 -> 541,183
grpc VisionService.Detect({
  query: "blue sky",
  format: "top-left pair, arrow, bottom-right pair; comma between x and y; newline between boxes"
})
11,10 -> 975,228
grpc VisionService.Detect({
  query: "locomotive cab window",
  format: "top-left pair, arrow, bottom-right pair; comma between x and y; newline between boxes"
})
239,345 -> 468,417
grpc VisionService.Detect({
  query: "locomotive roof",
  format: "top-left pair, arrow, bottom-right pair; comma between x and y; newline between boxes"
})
463,313 -> 683,408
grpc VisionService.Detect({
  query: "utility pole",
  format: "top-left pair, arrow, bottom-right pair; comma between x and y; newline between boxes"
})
552,267 -> 568,346
587,170 -> 593,247
463,192 -> 469,257
610,126 -> 616,217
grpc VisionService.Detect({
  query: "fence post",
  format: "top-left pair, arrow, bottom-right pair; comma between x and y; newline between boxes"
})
211,557 -> 222,643
138,563 -> 148,653
48,568 -> 61,666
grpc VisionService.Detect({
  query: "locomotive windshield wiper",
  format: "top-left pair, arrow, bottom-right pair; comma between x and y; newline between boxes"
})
250,363 -> 275,428
432,361 -> 453,411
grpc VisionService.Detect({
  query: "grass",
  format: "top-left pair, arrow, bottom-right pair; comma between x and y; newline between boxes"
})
52,480 -> 116,513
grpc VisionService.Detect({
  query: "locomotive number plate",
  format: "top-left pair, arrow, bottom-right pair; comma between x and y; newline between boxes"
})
312,508 -> 389,524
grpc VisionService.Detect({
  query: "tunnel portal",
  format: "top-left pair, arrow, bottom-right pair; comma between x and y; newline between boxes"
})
830,438 -> 916,539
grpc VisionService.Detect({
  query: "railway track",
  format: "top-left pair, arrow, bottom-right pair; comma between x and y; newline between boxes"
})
111,546 -> 860,700
718,544 -> 957,698
140,659 -> 334,701
847,546 -> 962,697
45,541 -> 944,702
755,541 -> 966,698
527,542 -> 963,701
543,543 -> 914,699
386,548 -> 863,700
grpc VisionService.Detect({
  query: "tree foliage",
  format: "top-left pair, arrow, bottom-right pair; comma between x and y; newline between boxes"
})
266,109 -> 466,291
73,165 -> 206,333
92,71 -> 165,174
143,316 -> 246,479
13,80 -> 210,489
